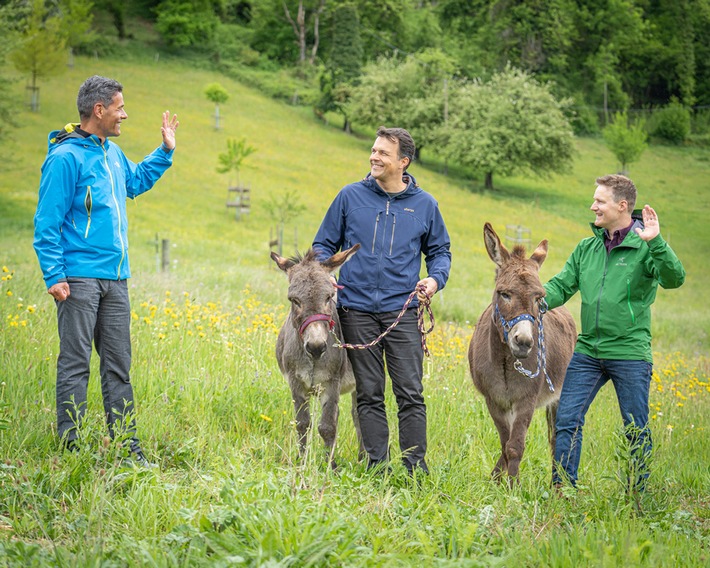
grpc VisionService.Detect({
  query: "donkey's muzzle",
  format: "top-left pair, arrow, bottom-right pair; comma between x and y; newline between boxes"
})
305,340 -> 327,360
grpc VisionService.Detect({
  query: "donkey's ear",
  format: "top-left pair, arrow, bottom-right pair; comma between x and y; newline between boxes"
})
271,251 -> 296,273
483,223 -> 509,267
322,243 -> 361,273
530,239 -> 548,267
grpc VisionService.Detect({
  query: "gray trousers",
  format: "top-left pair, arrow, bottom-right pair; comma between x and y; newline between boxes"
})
56,278 -> 140,452
339,307 -> 428,473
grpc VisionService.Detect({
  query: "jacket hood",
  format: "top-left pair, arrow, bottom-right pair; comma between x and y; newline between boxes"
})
362,172 -> 422,198
47,123 -> 103,155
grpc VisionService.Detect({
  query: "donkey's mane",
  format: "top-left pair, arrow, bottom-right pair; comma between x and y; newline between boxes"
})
511,245 -> 527,260
287,248 -> 319,265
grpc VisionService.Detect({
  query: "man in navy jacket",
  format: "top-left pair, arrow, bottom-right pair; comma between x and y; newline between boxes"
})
313,126 -> 451,475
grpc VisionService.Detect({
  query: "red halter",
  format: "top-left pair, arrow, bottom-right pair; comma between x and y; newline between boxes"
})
298,314 -> 335,337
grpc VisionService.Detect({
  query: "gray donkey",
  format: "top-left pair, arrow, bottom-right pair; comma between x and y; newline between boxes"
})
469,223 -> 576,485
271,245 -> 364,468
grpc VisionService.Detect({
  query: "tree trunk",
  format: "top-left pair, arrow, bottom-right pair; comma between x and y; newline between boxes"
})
485,172 -> 494,190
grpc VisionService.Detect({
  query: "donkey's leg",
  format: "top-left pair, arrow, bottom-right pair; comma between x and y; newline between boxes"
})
350,390 -> 366,461
546,401 -> 559,466
487,402 -> 511,481
319,382 -> 340,469
505,405 -> 536,485
292,389 -> 311,458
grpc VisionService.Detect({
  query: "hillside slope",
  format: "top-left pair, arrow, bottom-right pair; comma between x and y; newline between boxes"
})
2,56 -> 708,354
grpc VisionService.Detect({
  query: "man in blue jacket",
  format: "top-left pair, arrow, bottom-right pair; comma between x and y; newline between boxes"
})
33,75 -> 179,467
313,126 -> 451,475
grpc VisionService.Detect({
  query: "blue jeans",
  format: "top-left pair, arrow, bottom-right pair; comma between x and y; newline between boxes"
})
553,352 -> 653,488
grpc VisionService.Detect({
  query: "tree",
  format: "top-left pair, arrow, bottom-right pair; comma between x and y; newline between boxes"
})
347,49 -> 455,157
281,0 -> 326,66
204,83 -> 230,129
440,66 -> 574,190
602,112 -> 647,173
216,138 -> 256,186
9,0 -> 67,112
155,0 -> 219,49
316,2 -> 363,132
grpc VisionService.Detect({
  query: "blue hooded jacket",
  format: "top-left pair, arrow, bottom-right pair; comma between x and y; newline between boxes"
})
34,124 -> 173,288
313,173 -> 451,313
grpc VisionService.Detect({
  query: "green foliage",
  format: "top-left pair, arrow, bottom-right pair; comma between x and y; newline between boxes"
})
440,66 -> 575,189
264,189 -> 306,227
348,49 -> 455,150
155,0 -> 219,48
649,99 -> 691,145
316,3 -> 363,127
216,137 -> 256,184
212,23 -> 261,66
602,111 -> 648,172
9,0 -> 68,110
204,82 -> 229,105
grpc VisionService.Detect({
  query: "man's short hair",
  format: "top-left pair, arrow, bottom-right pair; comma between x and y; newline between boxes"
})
596,174 -> 637,211
376,126 -> 415,170
77,75 -> 123,120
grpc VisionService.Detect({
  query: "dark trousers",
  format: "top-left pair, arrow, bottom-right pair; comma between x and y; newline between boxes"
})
339,307 -> 427,473
56,278 -> 140,452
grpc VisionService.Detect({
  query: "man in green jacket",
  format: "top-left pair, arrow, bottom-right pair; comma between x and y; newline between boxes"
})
544,174 -> 685,491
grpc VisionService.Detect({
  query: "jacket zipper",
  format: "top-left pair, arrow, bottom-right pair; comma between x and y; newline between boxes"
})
103,146 -> 125,279
626,278 -> 635,324
84,185 -> 92,238
371,213 -> 380,254
389,214 -> 396,255
594,251 -> 610,357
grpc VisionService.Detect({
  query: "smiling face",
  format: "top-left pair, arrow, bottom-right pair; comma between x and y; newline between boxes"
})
370,136 -> 408,188
95,92 -> 128,139
591,184 -> 629,232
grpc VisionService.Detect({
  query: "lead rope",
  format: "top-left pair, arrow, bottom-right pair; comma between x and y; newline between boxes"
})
334,285 -> 435,356
512,298 -> 555,392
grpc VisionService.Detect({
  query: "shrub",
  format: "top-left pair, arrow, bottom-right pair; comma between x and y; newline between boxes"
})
649,99 -> 690,144
602,111 -> 647,173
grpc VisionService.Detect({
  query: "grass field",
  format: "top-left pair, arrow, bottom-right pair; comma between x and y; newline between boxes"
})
0,55 -> 709,566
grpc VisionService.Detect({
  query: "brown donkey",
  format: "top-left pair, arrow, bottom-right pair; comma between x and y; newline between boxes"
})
469,223 -> 576,484
271,245 -> 364,468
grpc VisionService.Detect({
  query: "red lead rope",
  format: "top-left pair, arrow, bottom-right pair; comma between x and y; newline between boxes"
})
334,285 -> 435,356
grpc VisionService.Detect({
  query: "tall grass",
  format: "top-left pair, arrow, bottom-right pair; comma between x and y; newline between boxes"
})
1,55 -> 708,565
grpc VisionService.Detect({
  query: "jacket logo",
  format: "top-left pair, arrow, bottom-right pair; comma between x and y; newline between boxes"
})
114,161 -> 121,168
616,256 -> 627,266
404,208 -> 414,212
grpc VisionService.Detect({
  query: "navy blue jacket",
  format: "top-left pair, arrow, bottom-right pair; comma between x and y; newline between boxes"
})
313,173 -> 451,313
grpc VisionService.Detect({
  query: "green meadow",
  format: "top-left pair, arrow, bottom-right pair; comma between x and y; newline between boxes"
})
1,56 -> 708,566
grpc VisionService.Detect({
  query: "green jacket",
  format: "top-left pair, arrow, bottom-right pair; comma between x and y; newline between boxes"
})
544,220 -> 685,363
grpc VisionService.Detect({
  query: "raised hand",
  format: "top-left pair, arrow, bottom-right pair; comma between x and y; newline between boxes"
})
635,204 -> 660,242
161,111 -> 179,150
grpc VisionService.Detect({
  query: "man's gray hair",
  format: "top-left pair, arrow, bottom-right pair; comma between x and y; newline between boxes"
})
77,75 -> 123,120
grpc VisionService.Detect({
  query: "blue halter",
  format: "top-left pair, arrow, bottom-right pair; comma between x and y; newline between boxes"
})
494,299 -> 555,392
494,303 -> 536,343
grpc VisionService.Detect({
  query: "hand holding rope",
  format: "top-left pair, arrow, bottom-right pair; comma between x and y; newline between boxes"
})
334,284 -> 435,356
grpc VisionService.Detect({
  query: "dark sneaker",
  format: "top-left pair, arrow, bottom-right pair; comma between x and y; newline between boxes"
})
63,439 -> 80,453
124,450 -> 158,469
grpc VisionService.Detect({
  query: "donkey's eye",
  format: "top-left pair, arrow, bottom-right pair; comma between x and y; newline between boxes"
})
499,292 -> 511,301
290,298 -> 301,308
